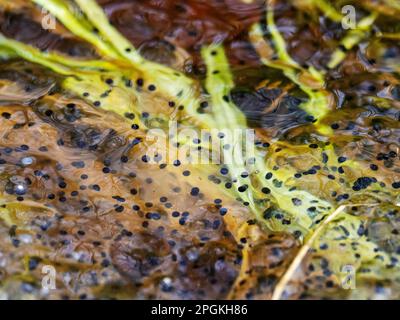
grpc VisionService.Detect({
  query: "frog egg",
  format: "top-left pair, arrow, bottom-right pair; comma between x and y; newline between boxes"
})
14,183 -> 27,196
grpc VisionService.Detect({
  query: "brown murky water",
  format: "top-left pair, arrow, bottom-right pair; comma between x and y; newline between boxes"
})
0,0 -> 399,300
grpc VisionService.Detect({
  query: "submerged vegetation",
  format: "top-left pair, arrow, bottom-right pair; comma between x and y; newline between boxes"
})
0,0 -> 399,299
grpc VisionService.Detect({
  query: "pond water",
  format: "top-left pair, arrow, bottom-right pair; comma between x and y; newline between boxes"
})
0,0 -> 399,300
